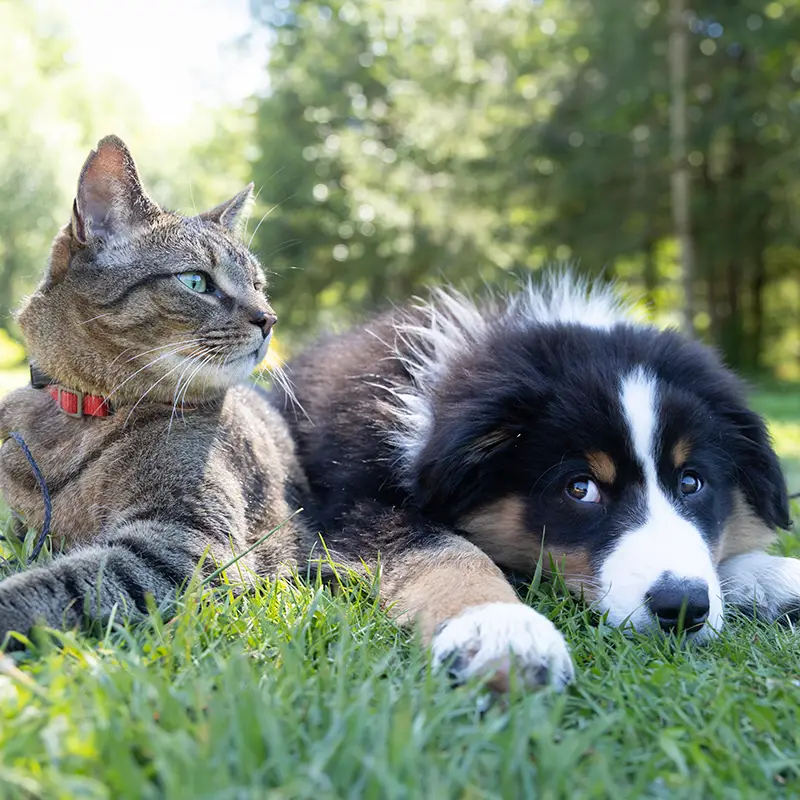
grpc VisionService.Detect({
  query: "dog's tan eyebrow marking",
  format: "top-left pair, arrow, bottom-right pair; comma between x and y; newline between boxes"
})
587,451 -> 616,484
671,438 -> 692,468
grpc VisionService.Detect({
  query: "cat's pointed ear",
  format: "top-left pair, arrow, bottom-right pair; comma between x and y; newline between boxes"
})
73,135 -> 159,244
198,183 -> 254,235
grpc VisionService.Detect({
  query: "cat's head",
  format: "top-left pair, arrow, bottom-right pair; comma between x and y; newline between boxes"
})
18,135 -> 276,406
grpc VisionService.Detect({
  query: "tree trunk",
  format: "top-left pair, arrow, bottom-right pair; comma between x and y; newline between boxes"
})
668,0 -> 695,336
722,89 -> 748,371
748,209 -> 768,373
721,258 -> 744,368
699,159 -> 721,344
643,239 -> 657,310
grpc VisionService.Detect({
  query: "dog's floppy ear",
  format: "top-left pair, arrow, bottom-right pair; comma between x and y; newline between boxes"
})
412,419 -> 517,513
725,404 -> 791,531
408,382 -> 539,517
674,336 -> 791,532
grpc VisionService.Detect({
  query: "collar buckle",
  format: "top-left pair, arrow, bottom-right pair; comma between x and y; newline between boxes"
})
58,387 -> 84,418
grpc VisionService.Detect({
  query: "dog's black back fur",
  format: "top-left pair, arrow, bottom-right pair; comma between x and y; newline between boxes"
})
275,304 -> 789,546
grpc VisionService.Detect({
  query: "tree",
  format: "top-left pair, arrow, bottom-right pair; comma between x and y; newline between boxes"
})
246,0 -> 800,374
0,2 -> 76,330
668,0 -> 696,335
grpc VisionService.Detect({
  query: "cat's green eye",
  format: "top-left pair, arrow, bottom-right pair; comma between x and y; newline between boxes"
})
177,272 -> 211,293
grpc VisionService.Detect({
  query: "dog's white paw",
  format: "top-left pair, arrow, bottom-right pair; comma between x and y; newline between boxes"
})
719,552 -> 800,621
431,602 -> 574,692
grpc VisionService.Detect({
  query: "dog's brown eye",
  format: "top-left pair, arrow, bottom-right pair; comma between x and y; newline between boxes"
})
566,477 -> 601,503
680,471 -> 703,495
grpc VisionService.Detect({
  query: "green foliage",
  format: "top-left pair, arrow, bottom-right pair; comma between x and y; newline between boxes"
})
247,0 -> 800,374
0,2 -> 76,329
250,0 -> 538,336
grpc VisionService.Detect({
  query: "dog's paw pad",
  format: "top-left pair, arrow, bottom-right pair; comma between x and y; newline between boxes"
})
431,602 -> 574,692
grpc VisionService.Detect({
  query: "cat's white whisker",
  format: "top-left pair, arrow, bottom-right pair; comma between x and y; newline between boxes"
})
247,193 -> 296,249
260,356 -> 309,420
107,345 -> 136,368
105,348 -> 186,401
189,181 -> 198,217
106,340 -> 205,401
167,344 -> 227,435
175,356 -> 207,419
167,354 -> 200,437
122,348 -> 205,428
176,346 -> 225,418
261,239 -> 301,261
184,350 -> 221,408
78,312 -> 114,326
123,339 -> 203,364
242,167 -> 284,239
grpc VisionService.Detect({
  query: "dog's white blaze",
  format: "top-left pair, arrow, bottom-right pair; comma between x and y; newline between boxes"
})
597,369 -> 724,638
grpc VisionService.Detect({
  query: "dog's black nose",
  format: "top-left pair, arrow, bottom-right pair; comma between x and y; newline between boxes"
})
250,309 -> 277,337
646,574 -> 710,633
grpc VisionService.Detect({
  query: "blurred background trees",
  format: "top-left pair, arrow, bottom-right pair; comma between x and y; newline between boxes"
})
2,0 -> 799,378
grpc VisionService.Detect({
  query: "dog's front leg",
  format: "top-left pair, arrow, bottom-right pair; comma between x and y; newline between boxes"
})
719,552 -> 800,621
377,529 -> 574,692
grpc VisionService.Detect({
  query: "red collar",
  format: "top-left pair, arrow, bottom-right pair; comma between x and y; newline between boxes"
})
47,385 -> 111,417
31,364 -> 112,418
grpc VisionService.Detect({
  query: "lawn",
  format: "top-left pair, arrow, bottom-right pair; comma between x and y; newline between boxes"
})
0,379 -> 799,799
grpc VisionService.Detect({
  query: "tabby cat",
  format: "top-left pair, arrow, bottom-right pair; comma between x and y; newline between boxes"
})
0,135 -> 312,643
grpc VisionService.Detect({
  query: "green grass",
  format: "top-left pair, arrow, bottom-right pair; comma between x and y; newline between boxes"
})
0,381 -> 799,799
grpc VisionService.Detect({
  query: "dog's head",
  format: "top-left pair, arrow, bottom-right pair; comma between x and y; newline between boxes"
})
391,276 -> 790,640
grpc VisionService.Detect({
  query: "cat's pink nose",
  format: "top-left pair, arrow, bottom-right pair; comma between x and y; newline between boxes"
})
250,309 -> 277,337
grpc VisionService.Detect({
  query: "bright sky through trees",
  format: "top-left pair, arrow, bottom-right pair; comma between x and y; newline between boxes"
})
66,0 -> 268,125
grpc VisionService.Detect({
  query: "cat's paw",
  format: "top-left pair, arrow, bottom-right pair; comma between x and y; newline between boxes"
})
431,602 -> 574,692
0,578 -> 32,650
719,552 -> 800,621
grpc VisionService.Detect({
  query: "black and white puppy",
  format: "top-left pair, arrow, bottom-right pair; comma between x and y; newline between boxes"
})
275,273 -> 794,691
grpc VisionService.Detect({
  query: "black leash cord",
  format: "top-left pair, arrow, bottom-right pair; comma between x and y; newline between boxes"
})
5,433 -> 51,563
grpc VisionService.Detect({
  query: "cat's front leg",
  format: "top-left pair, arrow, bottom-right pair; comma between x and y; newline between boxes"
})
0,519 -> 221,645
718,552 -> 800,621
